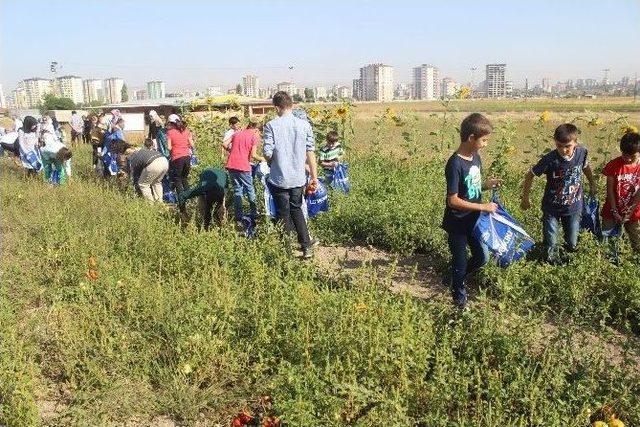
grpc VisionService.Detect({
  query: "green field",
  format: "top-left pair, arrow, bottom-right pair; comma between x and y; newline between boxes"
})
1,100 -> 640,426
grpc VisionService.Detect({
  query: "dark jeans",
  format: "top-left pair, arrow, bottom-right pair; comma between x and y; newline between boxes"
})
447,230 -> 489,306
542,212 -> 580,262
170,156 -> 191,210
199,188 -> 225,230
229,170 -> 257,221
268,183 -> 311,248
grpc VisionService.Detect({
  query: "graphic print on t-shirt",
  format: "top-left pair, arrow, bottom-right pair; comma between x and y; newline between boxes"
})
552,164 -> 582,206
465,165 -> 482,199
617,171 -> 640,211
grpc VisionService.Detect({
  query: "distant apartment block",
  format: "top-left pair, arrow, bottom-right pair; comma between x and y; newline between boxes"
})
394,83 -> 411,100
336,86 -> 352,99
56,75 -> 84,104
12,83 -> 28,109
314,86 -> 327,99
542,78 -> 551,93
485,63 -> 506,98
132,89 -> 147,101
441,77 -> 457,98
242,75 -> 259,97
276,82 -> 296,96
23,77 -> 53,108
83,79 -> 104,104
147,80 -> 166,99
354,63 -> 394,102
412,64 -> 439,100
105,77 -> 124,104
0,84 -> 6,109
206,86 -> 222,97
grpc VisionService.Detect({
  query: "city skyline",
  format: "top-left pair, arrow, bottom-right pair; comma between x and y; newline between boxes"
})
2,0 -> 639,93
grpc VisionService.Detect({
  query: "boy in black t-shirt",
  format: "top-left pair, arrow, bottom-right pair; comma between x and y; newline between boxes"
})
442,113 -> 501,309
521,123 -> 596,263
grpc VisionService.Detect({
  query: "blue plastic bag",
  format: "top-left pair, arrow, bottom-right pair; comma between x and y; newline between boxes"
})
306,180 -> 329,218
49,168 -> 60,185
240,215 -> 257,239
190,147 -> 199,167
580,196 -> 601,236
329,163 -> 350,194
162,176 -> 177,204
263,180 -> 278,219
20,148 -> 42,172
472,193 -> 534,267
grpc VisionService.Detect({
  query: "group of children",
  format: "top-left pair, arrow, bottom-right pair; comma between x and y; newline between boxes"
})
443,113 -> 640,308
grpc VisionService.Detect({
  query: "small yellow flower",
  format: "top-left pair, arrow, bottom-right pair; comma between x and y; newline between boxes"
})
181,363 -> 193,375
588,117 -> 603,127
384,107 -> 395,119
609,415 -> 624,427
336,106 -> 349,117
592,422 -> 608,427
355,302 -> 368,312
539,110 -> 550,122
620,124 -> 638,135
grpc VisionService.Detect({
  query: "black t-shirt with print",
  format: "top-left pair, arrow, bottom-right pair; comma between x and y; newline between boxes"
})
442,152 -> 483,233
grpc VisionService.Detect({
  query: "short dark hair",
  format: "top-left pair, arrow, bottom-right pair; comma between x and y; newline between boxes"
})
326,130 -> 339,143
553,123 -> 580,144
620,132 -> 640,156
56,147 -> 73,162
460,113 -> 492,142
72,110 -> 77,114
272,91 -> 293,109
143,138 -> 154,148
229,116 -> 240,125
111,139 -> 131,154
247,120 -> 258,129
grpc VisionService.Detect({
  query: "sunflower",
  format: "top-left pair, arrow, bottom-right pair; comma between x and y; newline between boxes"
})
620,124 -> 638,135
587,117 -> 603,127
336,106 -> 349,118
539,110 -> 550,122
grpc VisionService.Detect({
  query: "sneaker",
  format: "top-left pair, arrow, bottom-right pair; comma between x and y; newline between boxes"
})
309,238 -> 320,247
302,246 -> 314,259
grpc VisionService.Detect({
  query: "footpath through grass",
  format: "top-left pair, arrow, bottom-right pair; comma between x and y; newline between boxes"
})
1,146 -> 640,425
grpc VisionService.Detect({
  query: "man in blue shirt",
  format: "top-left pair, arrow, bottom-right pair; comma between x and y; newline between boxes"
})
263,91 -> 318,258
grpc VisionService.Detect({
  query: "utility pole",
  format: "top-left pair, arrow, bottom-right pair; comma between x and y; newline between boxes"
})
470,67 -> 477,98
634,72 -> 638,103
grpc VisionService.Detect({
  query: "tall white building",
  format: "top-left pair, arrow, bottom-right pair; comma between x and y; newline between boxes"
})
132,89 -> 147,101
147,80 -> 166,99
441,77 -> 458,98
542,78 -> 551,93
276,82 -> 296,96
104,77 -> 124,104
57,75 -> 84,104
241,75 -> 259,97
83,79 -> 104,104
23,78 -> 53,108
206,86 -> 222,97
412,64 -> 439,100
485,64 -> 507,98
314,86 -> 327,100
12,83 -> 28,109
356,63 -> 394,102
0,84 -> 6,109
336,86 -> 352,99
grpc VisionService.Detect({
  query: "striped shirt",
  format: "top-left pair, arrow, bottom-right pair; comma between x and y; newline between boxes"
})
319,143 -> 344,169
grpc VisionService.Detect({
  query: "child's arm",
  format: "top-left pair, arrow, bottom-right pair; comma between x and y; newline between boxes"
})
250,144 -> 266,164
606,176 -> 624,223
447,193 -> 498,213
520,170 -> 535,210
584,164 -> 597,197
623,186 -> 640,222
482,177 -> 502,190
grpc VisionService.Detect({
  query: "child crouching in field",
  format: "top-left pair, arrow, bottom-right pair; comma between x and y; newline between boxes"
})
601,131 -> 640,251
40,121 -> 72,184
442,113 -> 501,309
521,123 -> 596,263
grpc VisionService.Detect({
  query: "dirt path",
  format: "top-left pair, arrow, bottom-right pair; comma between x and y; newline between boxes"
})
313,243 -> 640,372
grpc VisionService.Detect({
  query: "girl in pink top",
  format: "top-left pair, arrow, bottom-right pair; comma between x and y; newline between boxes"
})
166,114 -> 194,211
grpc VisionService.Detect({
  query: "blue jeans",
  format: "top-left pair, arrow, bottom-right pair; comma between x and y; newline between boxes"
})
542,212 -> 580,262
447,230 -> 489,306
229,170 -> 257,221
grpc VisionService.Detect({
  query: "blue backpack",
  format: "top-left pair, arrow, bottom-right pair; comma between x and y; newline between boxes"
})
101,132 -> 119,175
472,192 -> 534,267
306,179 -> 329,218
190,147 -> 199,167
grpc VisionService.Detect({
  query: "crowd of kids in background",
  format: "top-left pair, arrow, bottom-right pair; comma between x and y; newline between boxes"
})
1,96 -> 639,307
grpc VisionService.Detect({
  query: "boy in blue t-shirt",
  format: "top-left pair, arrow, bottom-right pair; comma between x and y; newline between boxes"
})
521,123 -> 596,263
442,113 -> 501,309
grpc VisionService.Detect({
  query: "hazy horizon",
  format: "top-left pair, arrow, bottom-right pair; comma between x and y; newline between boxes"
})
1,0 -> 639,92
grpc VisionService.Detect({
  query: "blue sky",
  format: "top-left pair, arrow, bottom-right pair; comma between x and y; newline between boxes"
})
1,0 -> 639,92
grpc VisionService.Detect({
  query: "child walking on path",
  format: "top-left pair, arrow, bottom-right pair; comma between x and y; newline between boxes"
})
601,131 -> 640,251
521,123 -> 597,263
442,113 -> 501,309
